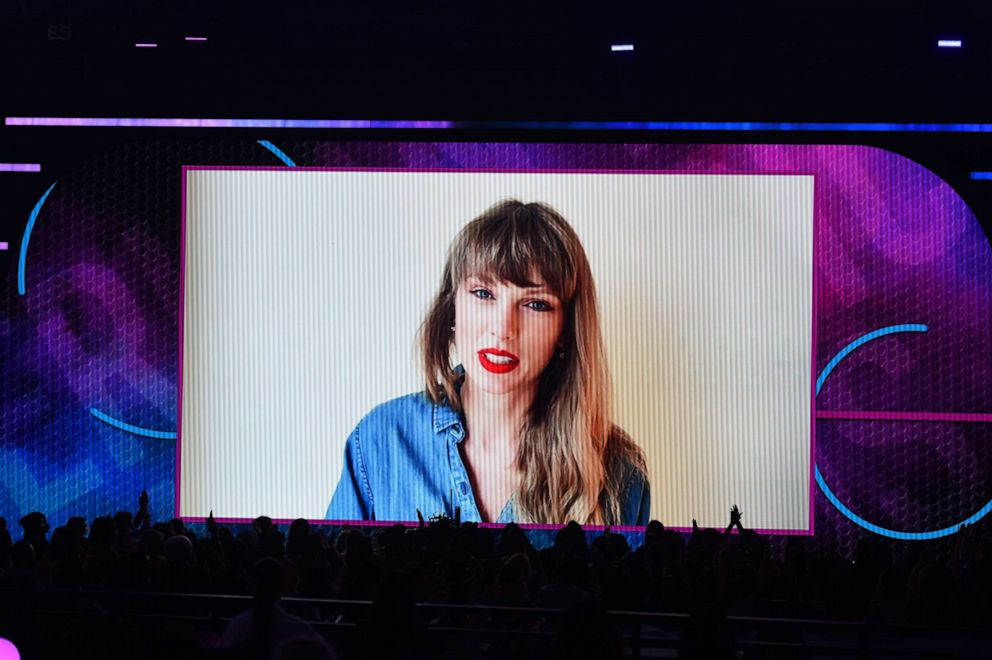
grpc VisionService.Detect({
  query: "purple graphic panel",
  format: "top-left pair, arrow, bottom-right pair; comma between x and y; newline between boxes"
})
2,141 -> 990,551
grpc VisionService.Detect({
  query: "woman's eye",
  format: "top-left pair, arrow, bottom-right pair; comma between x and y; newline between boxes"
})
471,288 -> 494,300
526,300 -> 553,312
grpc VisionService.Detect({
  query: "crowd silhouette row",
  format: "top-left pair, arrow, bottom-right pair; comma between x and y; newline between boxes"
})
3,494 -> 992,659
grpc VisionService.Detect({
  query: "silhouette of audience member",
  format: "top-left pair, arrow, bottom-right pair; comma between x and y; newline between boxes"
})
19,512 -> 49,558
65,515 -> 87,541
4,540 -> 41,588
212,536 -> 251,596
494,522 -> 536,561
534,522 -> 595,609
160,533 -> 210,594
254,516 -> 275,537
553,521 -> 591,565
537,549 -> 592,609
113,510 -> 136,556
642,519 -> 665,547
286,518 -> 311,562
86,515 -> 117,586
488,552 -> 533,607
220,557 -> 326,658
260,529 -> 287,560
337,528 -> 382,600
49,525 -> 86,589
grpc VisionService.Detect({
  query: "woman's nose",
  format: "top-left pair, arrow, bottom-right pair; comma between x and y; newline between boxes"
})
491,303 -> 518,341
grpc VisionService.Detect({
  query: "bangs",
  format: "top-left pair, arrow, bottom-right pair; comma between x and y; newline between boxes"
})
449,201 -> 577,300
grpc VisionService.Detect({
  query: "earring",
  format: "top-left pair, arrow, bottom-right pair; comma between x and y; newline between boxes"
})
558,350 -> 566,359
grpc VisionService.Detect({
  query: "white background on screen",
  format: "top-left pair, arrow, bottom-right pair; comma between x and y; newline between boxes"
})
181,169 -> 813,529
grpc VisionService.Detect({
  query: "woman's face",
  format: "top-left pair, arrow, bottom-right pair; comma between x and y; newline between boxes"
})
454,274 -> 565,398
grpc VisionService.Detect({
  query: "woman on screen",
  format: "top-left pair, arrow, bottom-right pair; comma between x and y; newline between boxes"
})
326,200 -> 649,525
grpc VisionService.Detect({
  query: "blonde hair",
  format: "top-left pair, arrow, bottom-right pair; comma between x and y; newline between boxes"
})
420,200 -> 645,524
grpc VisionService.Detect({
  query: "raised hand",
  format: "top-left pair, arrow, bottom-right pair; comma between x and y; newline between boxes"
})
207,510 -> 218,539
135,490 -> 151,529
730,505 -> 742,527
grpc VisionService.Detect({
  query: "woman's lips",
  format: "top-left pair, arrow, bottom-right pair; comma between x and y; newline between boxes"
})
478,348 -> 520,374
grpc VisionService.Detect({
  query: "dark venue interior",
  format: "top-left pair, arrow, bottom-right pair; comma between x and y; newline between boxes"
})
3,1 -> 992,658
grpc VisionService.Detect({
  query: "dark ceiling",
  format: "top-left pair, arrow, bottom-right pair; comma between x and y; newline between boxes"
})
1,1 -> 989,121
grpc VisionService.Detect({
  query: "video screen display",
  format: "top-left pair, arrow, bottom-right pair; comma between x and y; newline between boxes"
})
180,163 -> 814,530
3,130 -> 991,541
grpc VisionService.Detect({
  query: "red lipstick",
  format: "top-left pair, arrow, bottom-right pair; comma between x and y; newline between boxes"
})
478,348 -> 520,374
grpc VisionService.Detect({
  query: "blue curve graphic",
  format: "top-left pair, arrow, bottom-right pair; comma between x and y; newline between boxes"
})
816,323 -> 992,539
816,467 -> 992,540
89,407 -> 176,440
257,140 -> 298,167
17,182 -> 57,295
815,324 -> 928,396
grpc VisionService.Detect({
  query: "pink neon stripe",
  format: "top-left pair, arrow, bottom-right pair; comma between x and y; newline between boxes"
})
817,410 -> 992,423
184,165 -> 815,177
0,242 -> 8,250
176,167 -> 188,518
185,36 -> 207,41
135,43 -> 157,48
183,164 -> 816,537
183,516 -> 812,536
175,164 -> 817,535
3,117 -> 448,128
808,171 -> 820,536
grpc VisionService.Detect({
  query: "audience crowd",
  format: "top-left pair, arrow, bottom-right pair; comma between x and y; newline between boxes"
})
2,494 -> 992,659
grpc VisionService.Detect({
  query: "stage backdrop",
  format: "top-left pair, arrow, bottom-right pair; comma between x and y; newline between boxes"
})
2,141 -> 990,543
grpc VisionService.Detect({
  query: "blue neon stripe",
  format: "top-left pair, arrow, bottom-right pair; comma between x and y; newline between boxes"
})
89,407 -> 176,439
815,324 -> 928,396
17,182 -> 57,296
492,121 -> 992,132
257,140 -> 298,167
969,171 -> 992,180
816,467 -> 992,540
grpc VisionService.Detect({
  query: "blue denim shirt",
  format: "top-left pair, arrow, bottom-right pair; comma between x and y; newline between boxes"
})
325,392 -> 650,526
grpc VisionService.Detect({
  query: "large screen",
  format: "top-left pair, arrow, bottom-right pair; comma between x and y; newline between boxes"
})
2,130 -> 991,543
179,164 -> 814,530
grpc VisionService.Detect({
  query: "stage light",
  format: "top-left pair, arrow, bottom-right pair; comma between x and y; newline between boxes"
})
135,42 -> 158,48
970,171 -> 992,180
611,44 -> 634,52
185,36 -> 207,42
0,638 -> 20,660
0,163 -> 40,172
937,39 -> 962,48
0,243 -> 9,251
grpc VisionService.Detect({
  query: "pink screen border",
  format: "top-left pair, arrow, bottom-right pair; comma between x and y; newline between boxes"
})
177,163 -> 819,536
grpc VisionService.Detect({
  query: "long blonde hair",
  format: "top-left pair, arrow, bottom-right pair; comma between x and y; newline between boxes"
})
420,200 -> 645,524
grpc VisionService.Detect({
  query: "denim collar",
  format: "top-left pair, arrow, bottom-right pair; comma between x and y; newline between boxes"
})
432,369 -> 465,436
432,399 -> 463,435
